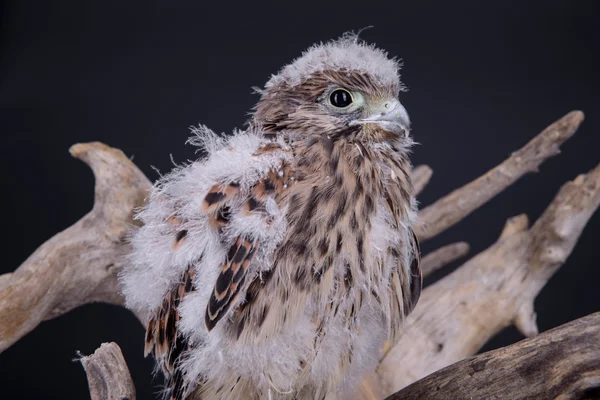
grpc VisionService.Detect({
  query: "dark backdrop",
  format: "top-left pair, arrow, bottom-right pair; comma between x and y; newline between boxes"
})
1,1 -> 598,399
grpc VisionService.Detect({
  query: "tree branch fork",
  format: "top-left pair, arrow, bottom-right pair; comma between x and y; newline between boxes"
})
1,111 -> 599,399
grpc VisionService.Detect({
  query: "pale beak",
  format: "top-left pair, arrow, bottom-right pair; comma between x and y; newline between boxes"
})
350,99 -> 411,136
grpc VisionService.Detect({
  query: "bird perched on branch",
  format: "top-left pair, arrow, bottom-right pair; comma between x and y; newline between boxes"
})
121,33 -> 422,400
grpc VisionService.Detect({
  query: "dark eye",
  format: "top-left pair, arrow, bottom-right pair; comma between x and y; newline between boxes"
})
329,89 -> 353,108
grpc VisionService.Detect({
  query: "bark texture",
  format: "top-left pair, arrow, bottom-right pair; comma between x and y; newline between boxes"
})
0,143 -> 150,352
80,342 -> 137,400
387,313 -> 600,400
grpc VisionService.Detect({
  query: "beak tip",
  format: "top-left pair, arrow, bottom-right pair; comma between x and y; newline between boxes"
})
350,99 -> 411,137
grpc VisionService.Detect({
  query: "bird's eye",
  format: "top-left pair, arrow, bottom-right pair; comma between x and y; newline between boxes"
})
329,89 -> 353,108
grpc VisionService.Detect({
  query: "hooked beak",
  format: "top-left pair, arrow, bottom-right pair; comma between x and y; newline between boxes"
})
350,99 -> 410,137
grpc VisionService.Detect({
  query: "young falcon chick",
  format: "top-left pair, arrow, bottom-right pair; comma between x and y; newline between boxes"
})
121,33 -> 422,400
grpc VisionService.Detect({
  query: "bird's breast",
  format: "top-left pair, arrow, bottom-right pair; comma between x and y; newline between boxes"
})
278,138 -> 411,298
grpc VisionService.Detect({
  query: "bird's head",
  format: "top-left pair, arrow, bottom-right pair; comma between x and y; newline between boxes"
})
252,33 -> 410,143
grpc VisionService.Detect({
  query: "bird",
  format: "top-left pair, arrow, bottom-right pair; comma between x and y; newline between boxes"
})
120,33 -> 422,400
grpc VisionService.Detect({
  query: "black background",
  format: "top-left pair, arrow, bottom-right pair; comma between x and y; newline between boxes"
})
1,1 -> 599,399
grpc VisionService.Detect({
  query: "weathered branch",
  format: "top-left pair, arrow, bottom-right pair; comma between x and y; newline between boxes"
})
411,165 -> 433,196
415,111 -> 585,240
1,111 -> 597,400
80,342 -> 136,400
387,313 -> 600,400
420,242 -> 470,278
376,161 -> 600,397
0,143 -> 150,352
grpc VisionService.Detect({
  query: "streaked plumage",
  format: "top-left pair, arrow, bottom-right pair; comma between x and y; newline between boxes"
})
121,33 -> 422,400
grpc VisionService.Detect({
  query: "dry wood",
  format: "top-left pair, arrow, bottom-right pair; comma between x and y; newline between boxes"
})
387,312 -> 600,400
411,164 -> 433,195
80,342 -> 137,400
0,143 -> 150,352
376,161 -> 600,397
77,317 -> 600,400
415,110 -> 584,241
420,241 -> 470,278
0,111 -> 597,400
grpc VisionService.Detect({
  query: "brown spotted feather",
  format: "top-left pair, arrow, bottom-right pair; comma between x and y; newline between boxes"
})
147,142 -> 296,400
145,265 -> 196,400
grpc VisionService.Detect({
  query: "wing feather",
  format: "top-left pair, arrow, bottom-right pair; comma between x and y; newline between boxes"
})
205,237 -> 257,331
201,157 -> 295,332
141,138 -> 294,399
407,229 -> 422,314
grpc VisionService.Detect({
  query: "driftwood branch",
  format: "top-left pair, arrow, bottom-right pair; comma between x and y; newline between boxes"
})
415,111 -> 584,241
411,165 -> 433,196
1,111 -> 598,400
80,342 -> 136,400
387,313 -> 600,400
420,242 -> 470,278
376,160 -> 600,397
0,143 -> 150,352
